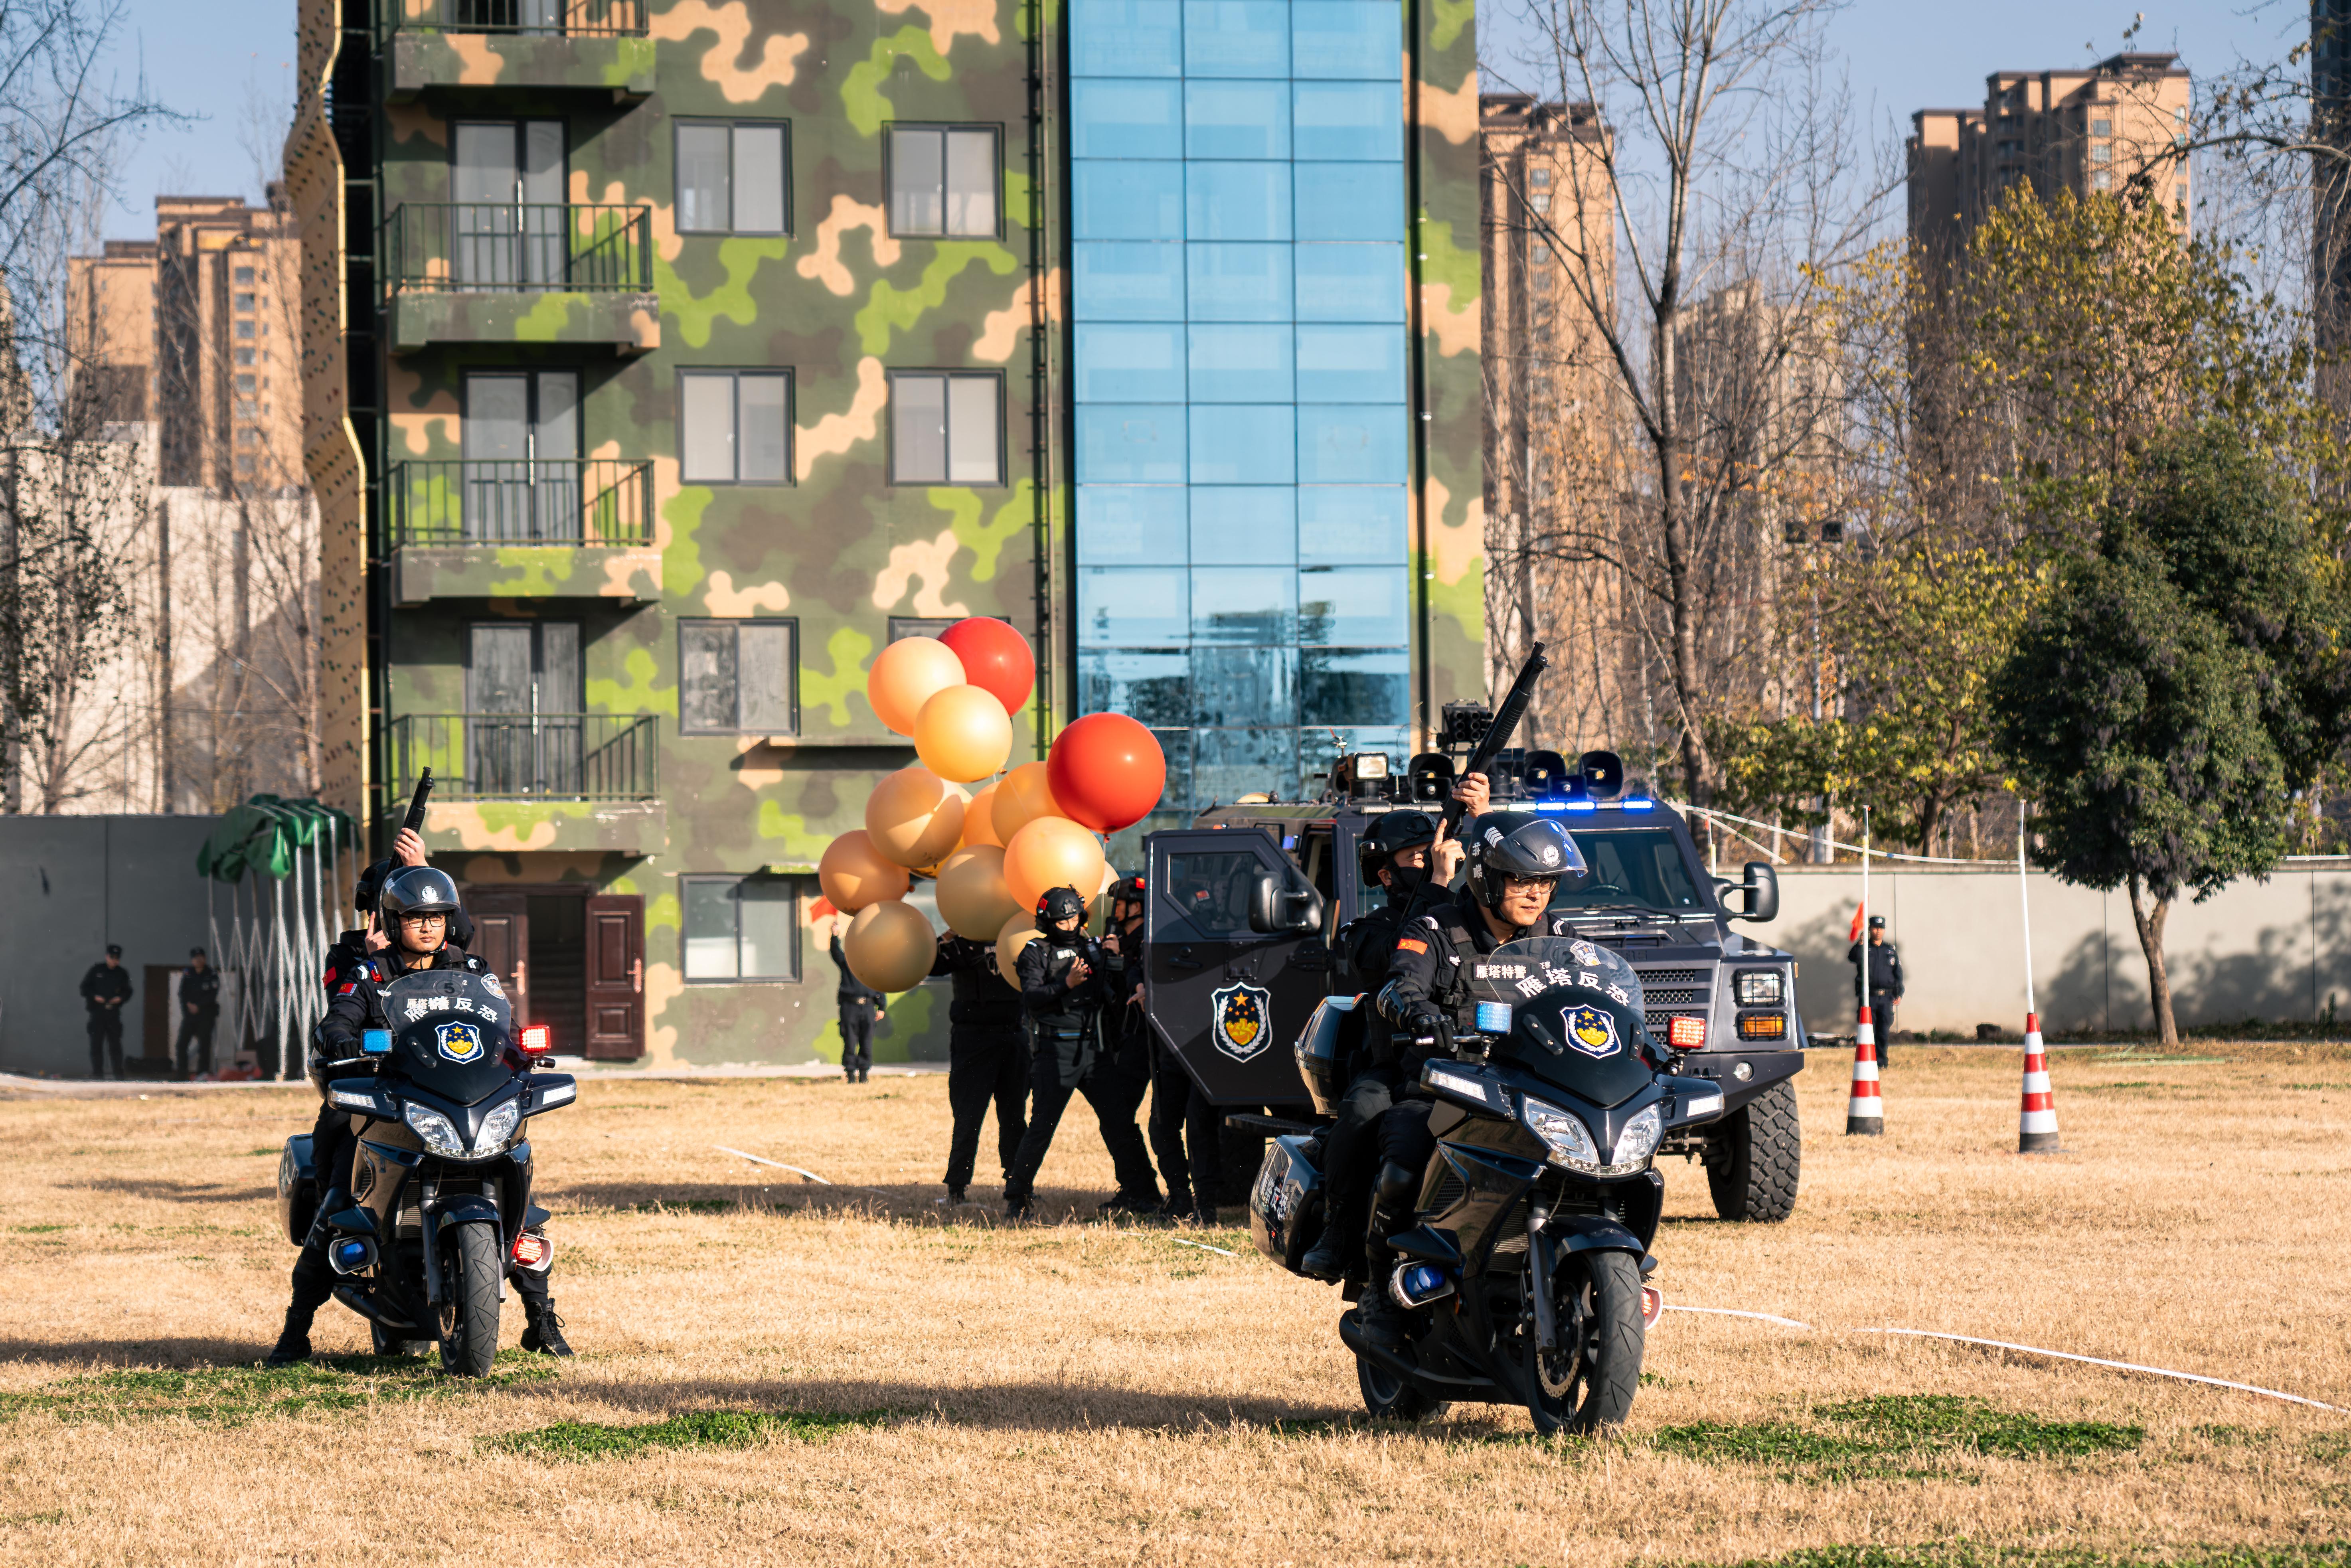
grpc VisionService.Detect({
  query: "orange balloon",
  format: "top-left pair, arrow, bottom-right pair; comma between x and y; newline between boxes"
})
817,830 -> 911,912
865,766 -> 968,868
961,782 -> 1006,849
991,760 -> 1065,844
1002,815 -> 1110,916
915,683 -> 1015,783
936,845 -> 1020,940
995,911 -> 1040,993
843,900 -> 936,993
867,637 -> 968,736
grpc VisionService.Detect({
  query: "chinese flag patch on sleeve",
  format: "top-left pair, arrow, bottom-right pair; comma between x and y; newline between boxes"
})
1396,937 -> 1428,955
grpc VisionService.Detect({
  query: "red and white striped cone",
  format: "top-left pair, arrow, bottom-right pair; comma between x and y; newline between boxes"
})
1845,1006 -> 1883,1136
2017,1013 -> 2060,1153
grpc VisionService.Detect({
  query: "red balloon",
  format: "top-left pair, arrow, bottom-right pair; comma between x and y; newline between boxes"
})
940,617 -> 1035,716
1047,713 -> 1167,833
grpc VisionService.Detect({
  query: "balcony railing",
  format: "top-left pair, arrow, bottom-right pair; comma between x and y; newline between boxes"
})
383,203 -> 652,294
386,458 -> 654,548
387,713 -> 659,801
384,0 -> 647,37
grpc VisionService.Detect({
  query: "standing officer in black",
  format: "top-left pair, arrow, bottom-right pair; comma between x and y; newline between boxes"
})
1103,874 -> 1211,1222
1088,876 -> 1165,1218
80,945 -> 132,1079
1362,810 -> 1587,1349
830,920 -> 885,1083
1848,914 -> 1905,1067
928,926 -> 1028,1204
175,948 -> 221,1077
1002,885 -> 1158,1220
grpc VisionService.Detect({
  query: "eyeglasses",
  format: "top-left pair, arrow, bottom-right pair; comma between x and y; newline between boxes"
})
399,912 -> 447,926
1500,874 -> 1558,893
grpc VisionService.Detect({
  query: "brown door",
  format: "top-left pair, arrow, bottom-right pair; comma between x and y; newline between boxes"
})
143,967 -> 176,1069
468,890 -> 529,1028
584,894 -> 644,1059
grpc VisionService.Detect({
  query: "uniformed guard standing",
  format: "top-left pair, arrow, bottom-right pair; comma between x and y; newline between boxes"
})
1106,875 -> 1211,1223
928,928 -> 1029,1205
174,948 -> 221,1078
79,946 -> 132,1080
830,920 -> 885,1083
1848,914 -> 1905,1068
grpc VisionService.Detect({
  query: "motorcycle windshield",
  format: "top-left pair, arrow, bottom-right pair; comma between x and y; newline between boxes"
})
378,969 -> 517,1105
1470,937 -> 1656,1109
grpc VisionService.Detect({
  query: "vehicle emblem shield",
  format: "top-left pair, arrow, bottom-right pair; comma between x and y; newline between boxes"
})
1210,981 -> 1274,1063
436,1020 -> 484,1064
1565,1004 -> 1621,1058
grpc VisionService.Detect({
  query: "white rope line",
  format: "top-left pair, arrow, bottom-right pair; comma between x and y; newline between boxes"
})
1172,1237 -> 1236,1257
1670,803 -> 2006,866
1662,1305 -> 2342,1412
712,1144 -> 831,1183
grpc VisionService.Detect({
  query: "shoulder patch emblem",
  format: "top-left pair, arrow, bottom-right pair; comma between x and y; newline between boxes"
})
1565,1004 -> 1622,1059
1395,937 -> 1428,955
1209,981 -> 1274,1063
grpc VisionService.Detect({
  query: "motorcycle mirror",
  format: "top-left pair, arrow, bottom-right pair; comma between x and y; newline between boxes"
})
362,1029 -> 391,1055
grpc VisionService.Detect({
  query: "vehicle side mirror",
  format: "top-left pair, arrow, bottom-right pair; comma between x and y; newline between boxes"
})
1248,873 -> 1321,934
1731,862 -> 1779,923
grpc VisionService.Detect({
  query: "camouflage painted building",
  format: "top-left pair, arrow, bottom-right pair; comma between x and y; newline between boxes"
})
284,0 -> 1481,1067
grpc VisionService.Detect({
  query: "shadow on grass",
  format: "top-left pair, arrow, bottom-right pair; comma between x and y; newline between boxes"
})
0,1351 -> 558,1424
542,1181 -> 1222,1230
64,1177 -> 275,1205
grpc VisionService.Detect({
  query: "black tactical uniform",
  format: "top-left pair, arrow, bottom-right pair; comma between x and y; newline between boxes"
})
175,958 -> 221,1076
1106,876 -> 1207,1221
1848,918 -> 1905,1065
832,933 -> 884,1082
1002,888 -> 1158,1218
928,932 -> 1029,1201
80,951 -> 132,1079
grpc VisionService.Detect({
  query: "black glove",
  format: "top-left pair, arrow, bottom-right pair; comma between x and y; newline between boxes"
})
1406,1005 -> 1449,1043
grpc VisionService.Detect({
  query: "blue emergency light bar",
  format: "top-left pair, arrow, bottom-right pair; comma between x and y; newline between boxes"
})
1474,1002 -> 1514,1033
362,1029 -> 391,1055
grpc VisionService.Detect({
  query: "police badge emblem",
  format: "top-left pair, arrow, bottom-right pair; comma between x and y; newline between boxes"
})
436,1020 -> 484,1064
1565,1004 -> 1621,1058
1210,981 -> 1274,1062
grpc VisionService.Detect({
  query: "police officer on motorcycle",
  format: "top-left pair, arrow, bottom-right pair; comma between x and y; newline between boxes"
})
269,863 -> 571,1363
1353,810 -> 1588,1349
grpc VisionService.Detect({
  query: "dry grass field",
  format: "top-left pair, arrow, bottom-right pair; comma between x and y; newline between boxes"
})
1,1044 -> 2348,1567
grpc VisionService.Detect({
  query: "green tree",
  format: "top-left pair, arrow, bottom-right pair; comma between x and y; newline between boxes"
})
1991,427 -> 2349,1042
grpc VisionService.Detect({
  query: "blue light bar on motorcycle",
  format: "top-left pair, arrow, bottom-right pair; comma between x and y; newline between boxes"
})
1475,1002 -> 1513,1033
362,1029 -> 391,1055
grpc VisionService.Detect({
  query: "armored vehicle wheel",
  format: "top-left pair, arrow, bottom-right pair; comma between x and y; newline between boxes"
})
1356,1351 -> 1448,1424
1523,1249 -> 1646,1436
370,1321 -> 431,1358
1707,1078 -> 1800,1223
436,1222 -> 503,1377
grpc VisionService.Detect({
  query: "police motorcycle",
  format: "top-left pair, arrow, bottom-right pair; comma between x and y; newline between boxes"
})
277,967 -> 576,1376
1249,938 -> 1725,1433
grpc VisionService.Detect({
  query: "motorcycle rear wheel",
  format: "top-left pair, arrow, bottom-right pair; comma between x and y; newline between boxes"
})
1355,1349 -> 1448,1424
1524,1250 -> 1645,1436
436,1222 -> 502,1377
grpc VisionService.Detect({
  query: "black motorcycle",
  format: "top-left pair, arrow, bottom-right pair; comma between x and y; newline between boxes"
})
1249,936 -> 1724,1433
277,968 -> 575,1376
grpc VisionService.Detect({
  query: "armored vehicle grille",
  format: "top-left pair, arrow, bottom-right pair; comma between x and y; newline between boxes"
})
1642,987 -> 1707,1007
1634,968 -> 1707,987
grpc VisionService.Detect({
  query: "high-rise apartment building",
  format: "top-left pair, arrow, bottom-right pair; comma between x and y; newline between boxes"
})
1908,51 -> 2192,258
284,0 -> 1482,1065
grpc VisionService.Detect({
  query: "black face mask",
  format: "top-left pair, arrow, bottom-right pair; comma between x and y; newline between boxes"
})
1384,861 -> 1425,904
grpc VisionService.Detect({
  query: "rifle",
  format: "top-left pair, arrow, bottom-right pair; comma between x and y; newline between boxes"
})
402,768 -> 435,837
1444,644 -> 1549,835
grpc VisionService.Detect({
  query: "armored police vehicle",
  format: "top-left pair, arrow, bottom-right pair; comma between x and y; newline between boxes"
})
1138,723 -> 1805,1223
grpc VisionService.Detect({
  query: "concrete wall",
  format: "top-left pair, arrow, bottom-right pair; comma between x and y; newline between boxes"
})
1768,863 -> 2351,1036
0,816 -> 226,1076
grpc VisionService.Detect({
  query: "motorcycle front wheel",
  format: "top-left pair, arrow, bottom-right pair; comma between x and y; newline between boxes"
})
1524,1249 -> 1645,1436
436,1222 -> 503,1377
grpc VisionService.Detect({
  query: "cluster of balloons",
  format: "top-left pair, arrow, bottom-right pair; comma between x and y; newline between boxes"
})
815,618 -> 1168,998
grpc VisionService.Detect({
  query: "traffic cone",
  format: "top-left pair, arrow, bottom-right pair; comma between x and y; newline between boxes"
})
1845,1005 -> 1883,1135
2017,1012 -> 2060,1153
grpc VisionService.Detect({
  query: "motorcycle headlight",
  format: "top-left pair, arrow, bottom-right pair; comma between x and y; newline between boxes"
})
474,1100 -> 522,1154
1734,969 -> 1784,1006
1522,1096 -> 1599,1169
403,1103 -> 464,1158
1612,1103 -> 1663,1166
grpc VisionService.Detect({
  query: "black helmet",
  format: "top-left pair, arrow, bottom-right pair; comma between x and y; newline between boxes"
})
1360,810 -> 1440,886
353,857 -> 394,914
1107,873 -> 1146,907
379,867 -> 462,926
1464,811 -> 1585,926
1036,885 -> 1088,943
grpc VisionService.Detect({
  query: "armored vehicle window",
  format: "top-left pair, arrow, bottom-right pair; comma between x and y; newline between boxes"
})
680,619 -> 797,735
889,371 -> 1003,485
680,369 -> 791,484
1553,827 -> 1710,914
1161,849 -> 1262,939
887,125 -> 1000,237
682,875 -> 799,982
676,122 -> 790,235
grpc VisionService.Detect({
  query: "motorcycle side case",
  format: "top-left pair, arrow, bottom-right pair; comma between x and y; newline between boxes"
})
279,1135 -> 318,1246
1292,996 -> 1363,1117
1248,1133 -> 1326,1272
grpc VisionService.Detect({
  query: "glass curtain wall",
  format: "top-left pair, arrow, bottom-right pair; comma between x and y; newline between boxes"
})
1069,0 -> 1413,823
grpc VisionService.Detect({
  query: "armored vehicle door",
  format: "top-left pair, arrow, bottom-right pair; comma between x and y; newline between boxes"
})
1144,827 -> 1324,1106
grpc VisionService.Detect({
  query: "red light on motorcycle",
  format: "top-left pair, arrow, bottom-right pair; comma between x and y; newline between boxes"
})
510,1232 -> 553,1270
520,1025 -> 552,1055
1642,1285 -> 1664,1330
1667,1016 -> 1706,1050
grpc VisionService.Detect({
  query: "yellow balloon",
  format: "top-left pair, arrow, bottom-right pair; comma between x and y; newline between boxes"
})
843,900 -> 936,993
991,760 -> 1065,844
865,766 -> 968,869
936,845 -> 1020,940
995,910 -> 1041,993
1002,815 -> 1109,915
816,830 -> 911,912
961,781 -> 1006,849
867,636 -> 968,737
915,683 -> 1015,784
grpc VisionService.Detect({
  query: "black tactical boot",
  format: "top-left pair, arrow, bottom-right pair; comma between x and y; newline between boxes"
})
1356,1280 -> 1411,1352
265,1321 -> 313,1367
1003,1193 -> 1035,1223
520,1296 -> 574,1357
946,1185 -> 968,1205
1299,1193 -> 1366,1280
1156,1185 -> 1191,1222
1098,1188 -> 1161,1218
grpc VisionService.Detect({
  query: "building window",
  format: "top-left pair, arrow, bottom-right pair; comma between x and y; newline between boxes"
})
889,371 -> 1002,485
681,874 -> 800,982
235,348 -> 255,366
235,320 -> 255,338
887,125 -> 1000,237
2091,118 -> 2111,136
887,616 -> 958,642
234,266 -> 255,284
1529,167 -> 1551,188
2092,170 -> 2112,190
235,455 -> 256,474
2175,182 -> 2189,205
234,292 -> 255,312
675,121 -> 790,234
678,369 -> 791,484
680,618 -> 798,735
235,427 -> 259,447
2091,144 -> 2111,163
